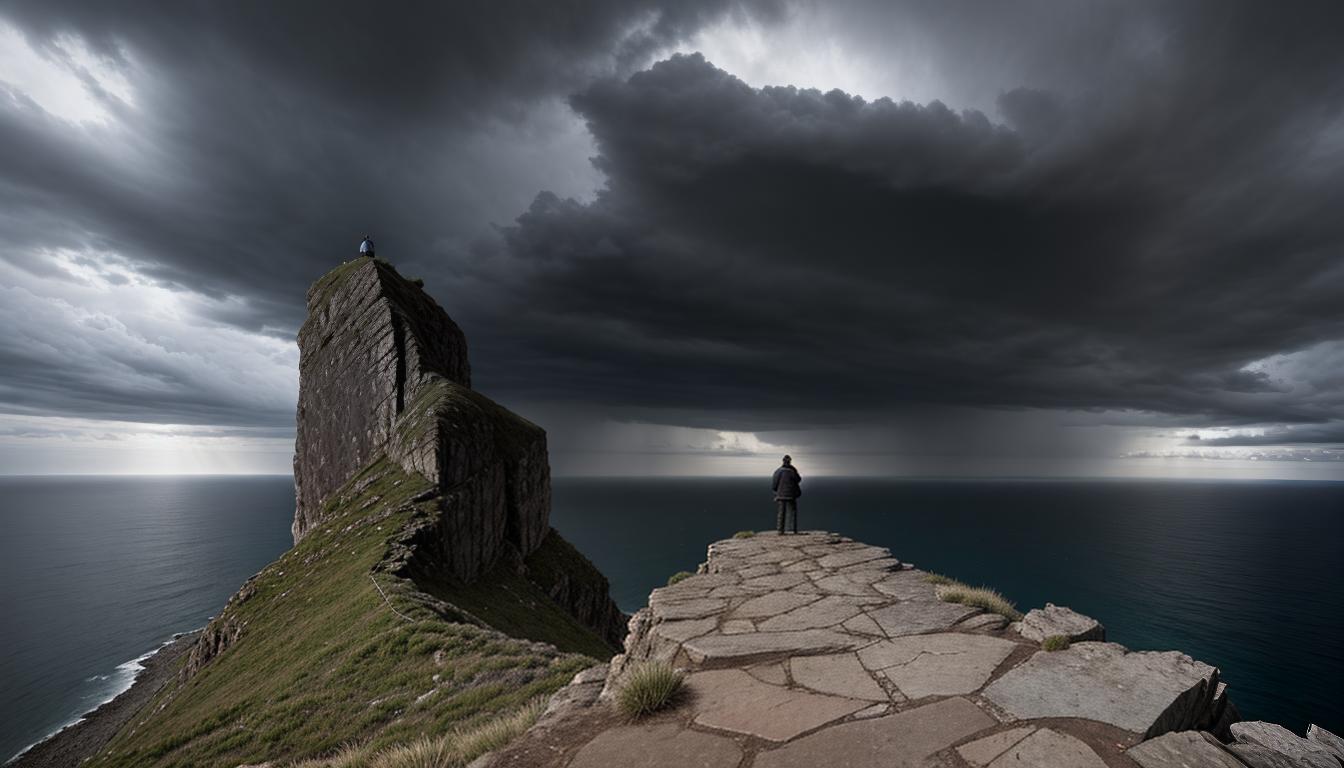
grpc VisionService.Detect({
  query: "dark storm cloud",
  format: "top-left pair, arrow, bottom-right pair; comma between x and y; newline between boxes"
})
3,0 -> 1343,446
468,1 -> 1344,433
0,0 -> 776,426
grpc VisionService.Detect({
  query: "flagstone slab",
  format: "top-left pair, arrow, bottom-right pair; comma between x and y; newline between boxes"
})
857,633 -> 1017,698
867,600 -> 978,637
653,617 -> 718,643
743,572 -> 809,590
957,726 -> 1037,766
568,722 -> 743,768
871,571 -> 941,602
721,619 -> 755,635
986,728 -> 1108,768
811,575 -> 881,597
842,612 -> 884,637
650,597 -> 727,620
789,653 -> 888,701
752,697 -> 996,768
683,628 -> 864,664
983,642 -> 1220,738
684,669 -> 866,742
1129,731 -> 1249,768
731,591 -> 819,619
757,595 -> 867,632
817,546 -> 892,569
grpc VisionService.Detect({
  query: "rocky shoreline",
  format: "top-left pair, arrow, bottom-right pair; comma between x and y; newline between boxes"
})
9,632 -> 199,768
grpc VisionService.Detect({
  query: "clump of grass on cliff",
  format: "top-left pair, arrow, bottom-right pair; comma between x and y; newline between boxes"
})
1042,635 -> 1072,651
733,530 -> 756,539
922,572 -> 955,586
936,582 -> 1023,621
667,571 -> 694,586
617,661 -> 685,719
88,459 -> 593,768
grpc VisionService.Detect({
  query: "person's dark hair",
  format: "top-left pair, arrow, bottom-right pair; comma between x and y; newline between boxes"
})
782,455 -> 792,464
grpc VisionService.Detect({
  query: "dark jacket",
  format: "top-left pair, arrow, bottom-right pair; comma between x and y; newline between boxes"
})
772,465 -> 802,500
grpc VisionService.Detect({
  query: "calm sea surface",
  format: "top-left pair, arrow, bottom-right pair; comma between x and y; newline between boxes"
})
1,475 -> 1341,761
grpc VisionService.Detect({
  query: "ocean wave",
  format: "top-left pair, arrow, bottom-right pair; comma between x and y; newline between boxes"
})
6,634 -> 189,764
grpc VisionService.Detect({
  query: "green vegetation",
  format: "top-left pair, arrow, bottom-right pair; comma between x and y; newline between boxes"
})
733,530 -> 756,539
616,662 -> 685,719
666,571 -> 694,586
1042,635 -> 1072,651
288,697 -> 546,768
922,572 -> 955,586
423,553 -> 615,660
89,459 -> 597,767
935,581 -> 1023,621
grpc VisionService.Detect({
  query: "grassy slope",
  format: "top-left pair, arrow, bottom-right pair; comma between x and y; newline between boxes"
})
90,460 -> 597,768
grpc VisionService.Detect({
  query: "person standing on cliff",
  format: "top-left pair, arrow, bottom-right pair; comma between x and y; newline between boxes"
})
359,235 -> 375,258
772,455 -> 802,534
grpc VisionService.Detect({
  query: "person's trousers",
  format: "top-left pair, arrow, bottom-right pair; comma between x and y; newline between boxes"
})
776,498 -> 798,534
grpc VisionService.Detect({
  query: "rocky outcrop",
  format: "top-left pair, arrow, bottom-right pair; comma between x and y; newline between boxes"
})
1229,722 -> 1342,768
294,259 -> 548,581
292,257 -> 622,630
1017,602 -> 1105,644
293,258 -> 469,542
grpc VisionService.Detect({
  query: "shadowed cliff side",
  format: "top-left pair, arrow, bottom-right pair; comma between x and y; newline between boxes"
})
68,258 -> 624,768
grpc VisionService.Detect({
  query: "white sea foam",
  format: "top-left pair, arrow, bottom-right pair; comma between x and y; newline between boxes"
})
5,636 -> 184,764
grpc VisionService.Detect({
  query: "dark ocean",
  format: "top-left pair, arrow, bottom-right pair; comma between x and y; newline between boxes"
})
2,475 -> 1341,761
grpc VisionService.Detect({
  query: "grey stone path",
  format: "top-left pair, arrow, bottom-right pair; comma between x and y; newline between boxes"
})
490,531 -> 1324,768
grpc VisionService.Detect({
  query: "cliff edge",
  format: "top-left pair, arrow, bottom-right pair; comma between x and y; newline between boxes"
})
70,258 -> 624,768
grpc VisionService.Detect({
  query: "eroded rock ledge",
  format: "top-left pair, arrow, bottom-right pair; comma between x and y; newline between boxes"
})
485,531 -> 1338,768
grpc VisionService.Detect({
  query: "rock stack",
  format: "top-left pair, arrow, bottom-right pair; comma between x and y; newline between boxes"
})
293,258 -> 549,581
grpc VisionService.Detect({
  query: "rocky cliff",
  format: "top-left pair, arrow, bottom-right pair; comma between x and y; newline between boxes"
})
71,258 -> 625,768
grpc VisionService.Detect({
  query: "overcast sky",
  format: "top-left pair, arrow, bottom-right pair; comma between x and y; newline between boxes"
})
1,1 -> 1341,479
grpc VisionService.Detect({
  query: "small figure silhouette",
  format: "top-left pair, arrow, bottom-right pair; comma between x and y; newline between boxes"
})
772,455 -> 802,534
359,235 -> 375,258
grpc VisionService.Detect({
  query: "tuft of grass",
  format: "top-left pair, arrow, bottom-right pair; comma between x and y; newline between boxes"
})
617,662 -> 684,719
935,582 -> 1023,621
733,530 -> 756,539
1042,635 -> 1072,652
410,277 -> 425,288
666,571 -> 694,586
922,572 -> 955,586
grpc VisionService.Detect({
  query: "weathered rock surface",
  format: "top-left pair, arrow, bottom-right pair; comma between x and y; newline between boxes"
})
986,728 -> 1109,768
684,668 -> 867,741
857,632 -> 1016,698
958,726 -> 1038,766
293,258 -> 468,541
1128,731 -> 1250,768
292,259 -> 624,638
1308,724 -> 1344,764
983,641 -> 1222,738
752,697 -> 994,768
1018,603 -> 1105,644
567,722 -> 742,768
1231,722 -> 1341,768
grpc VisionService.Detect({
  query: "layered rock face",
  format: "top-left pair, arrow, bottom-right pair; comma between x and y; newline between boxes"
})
294,259 -> 585,584
293,259 -> 470,542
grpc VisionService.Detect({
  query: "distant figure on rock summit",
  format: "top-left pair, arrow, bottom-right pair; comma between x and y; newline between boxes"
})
772,454 -> 803,534
359,234 -> 375,257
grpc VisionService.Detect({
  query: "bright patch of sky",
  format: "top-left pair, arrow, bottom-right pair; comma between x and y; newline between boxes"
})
0,249 -> 297,474
670,7 -> 958,108
0,20 -> 136,124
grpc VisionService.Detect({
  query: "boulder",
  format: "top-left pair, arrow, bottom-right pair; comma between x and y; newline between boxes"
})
983,642 -> 1221,738
1230,722 -> 1340,768
1018,603 -> 1105,643
1308,725 -> 1344,765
